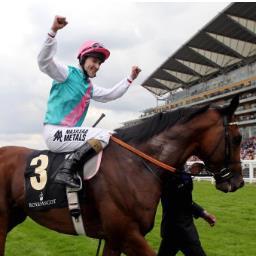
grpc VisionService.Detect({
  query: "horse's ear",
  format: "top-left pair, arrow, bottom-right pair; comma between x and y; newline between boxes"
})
220,95 -> 239,116
228,94 -> 240,114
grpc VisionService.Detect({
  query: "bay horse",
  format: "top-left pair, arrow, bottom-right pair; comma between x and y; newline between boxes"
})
0,96 -> 244,256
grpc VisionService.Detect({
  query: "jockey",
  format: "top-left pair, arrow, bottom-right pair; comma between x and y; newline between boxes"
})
38,16 -> 141,188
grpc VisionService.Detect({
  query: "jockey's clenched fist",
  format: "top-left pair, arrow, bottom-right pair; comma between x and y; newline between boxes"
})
130,66 -> 141,81
51,15 -> 68,33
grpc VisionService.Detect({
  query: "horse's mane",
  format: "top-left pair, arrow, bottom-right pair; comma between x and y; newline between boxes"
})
115,104 -> 210,143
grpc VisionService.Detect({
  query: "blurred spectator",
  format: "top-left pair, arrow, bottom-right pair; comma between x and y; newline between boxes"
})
240,136 -> 256,160
187,137 -> 256,162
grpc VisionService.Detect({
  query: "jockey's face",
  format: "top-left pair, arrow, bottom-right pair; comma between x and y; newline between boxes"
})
83,57 -> 102,78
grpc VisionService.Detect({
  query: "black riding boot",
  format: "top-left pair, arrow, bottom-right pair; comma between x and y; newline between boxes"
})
54,139 -> 103,188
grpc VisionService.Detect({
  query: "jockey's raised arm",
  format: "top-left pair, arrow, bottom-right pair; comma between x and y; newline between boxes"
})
38,15 -> 141,188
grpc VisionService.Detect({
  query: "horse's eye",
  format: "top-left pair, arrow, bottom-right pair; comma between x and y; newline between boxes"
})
233,135 -> 242,145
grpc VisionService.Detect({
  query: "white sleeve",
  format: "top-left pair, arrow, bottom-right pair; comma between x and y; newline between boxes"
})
92,78 -> 132,103
37,32 -> 69,83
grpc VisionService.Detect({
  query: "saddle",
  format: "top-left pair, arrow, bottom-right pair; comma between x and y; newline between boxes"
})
24,150 -> 102,211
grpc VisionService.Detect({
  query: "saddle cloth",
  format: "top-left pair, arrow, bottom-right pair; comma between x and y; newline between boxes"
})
24,150 -> 102,211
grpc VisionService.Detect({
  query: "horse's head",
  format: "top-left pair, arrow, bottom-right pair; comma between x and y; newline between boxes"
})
115,96 -> 244,193
197,95 -> 244,193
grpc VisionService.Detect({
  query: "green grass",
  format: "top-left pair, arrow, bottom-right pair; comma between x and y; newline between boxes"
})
5,181 -> 256,256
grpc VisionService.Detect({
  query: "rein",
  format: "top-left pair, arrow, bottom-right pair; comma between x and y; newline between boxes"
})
110,136 -> 176,173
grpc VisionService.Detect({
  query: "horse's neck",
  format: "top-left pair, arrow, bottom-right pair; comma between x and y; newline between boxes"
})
149,112 -> 220,168
143,127 -> 198,169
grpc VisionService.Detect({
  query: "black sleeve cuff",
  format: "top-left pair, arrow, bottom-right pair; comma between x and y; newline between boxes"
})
192,201 -> 204,219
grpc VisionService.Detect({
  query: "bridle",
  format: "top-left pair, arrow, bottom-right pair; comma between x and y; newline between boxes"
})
204,116 -> 241,184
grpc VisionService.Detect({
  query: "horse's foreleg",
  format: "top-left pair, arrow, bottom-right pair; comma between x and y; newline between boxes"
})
122,232 -> 156,256
102,241 -> 121,256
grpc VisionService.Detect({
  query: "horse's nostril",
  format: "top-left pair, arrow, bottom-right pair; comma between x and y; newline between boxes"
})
240,180 -> 245,188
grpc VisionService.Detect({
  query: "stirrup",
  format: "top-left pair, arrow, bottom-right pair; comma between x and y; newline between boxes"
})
67,175 -> 83,192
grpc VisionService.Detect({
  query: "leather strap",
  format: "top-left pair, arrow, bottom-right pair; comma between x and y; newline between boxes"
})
66,186 -> 86,235
110,136 -> 176,173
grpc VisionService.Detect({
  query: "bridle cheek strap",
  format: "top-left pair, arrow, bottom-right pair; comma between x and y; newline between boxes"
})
212,116 -> 239,184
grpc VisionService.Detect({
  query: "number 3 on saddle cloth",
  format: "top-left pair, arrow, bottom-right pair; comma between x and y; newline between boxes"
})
24,150 -> 102,211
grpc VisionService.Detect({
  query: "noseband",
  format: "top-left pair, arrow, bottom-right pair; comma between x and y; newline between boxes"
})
206,116 -> 240,183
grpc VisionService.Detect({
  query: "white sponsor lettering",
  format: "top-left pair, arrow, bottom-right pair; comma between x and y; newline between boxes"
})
29,199 -> 57,208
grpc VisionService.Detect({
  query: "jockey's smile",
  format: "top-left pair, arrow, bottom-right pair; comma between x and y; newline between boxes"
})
83,56 -> 102,78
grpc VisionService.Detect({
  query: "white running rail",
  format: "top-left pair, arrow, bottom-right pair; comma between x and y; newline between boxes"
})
191,160 -> 256,183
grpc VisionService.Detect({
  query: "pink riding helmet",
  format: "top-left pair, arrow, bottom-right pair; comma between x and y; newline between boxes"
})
77,40 -> 110,61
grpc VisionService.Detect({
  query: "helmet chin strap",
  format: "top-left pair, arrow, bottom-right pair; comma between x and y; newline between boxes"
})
79,56 -> 98,79
78,56 -> 89,79
79,64 -> 89,79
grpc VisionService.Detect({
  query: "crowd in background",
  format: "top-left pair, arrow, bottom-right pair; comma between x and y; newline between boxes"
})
240,136 -> 256,160
187,137 -> 256,162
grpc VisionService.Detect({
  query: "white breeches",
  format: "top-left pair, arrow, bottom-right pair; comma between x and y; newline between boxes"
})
43,124 -> 113,153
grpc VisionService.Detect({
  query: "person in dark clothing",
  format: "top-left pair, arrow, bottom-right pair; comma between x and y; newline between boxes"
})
158,170 -> 216,256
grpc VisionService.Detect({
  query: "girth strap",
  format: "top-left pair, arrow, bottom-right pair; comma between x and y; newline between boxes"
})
66,186 -> 86,235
